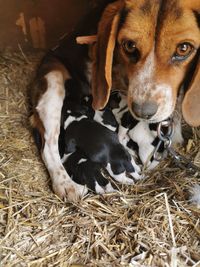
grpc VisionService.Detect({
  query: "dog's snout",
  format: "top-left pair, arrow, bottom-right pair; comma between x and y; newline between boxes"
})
132,101 -> 158,120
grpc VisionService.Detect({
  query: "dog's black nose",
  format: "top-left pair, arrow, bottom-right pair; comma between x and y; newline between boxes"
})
132,101 -> 158,119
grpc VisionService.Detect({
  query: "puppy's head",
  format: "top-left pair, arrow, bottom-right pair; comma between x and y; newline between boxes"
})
92,0 -> 200,126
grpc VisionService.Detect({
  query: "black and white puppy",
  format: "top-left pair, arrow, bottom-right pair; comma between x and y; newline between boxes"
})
63,149 -> 115,194
108,93 -> 165,169
64,118 -> 141,182
60,91 -> 165,194
59,91 -> 142,193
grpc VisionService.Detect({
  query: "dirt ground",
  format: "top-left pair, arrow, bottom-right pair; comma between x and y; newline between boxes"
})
0,51 -> 200,267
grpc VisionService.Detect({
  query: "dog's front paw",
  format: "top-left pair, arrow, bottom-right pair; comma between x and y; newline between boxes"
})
52,173 -> 88,202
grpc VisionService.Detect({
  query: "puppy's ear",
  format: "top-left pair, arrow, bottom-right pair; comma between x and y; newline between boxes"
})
182,56 -> 200,126
92,1 -> 124,110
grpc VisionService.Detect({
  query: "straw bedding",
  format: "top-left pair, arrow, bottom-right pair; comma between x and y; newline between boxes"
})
0,51 -> 200,267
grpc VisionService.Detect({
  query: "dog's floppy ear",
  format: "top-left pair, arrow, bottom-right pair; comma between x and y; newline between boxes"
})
182,4 -> 200,127
182,56 -> 200,127
92,1 -> 124,110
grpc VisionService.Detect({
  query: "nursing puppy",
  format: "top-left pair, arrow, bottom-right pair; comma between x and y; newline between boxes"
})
61,92 -> 165,193
65,118 -> 141,182
30,0 -> 200,200
62,94 -> 140,186
60,92 -> 141,193
108,93 -> 165,169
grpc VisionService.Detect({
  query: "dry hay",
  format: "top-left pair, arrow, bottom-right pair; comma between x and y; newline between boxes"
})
0,50 -> 200,267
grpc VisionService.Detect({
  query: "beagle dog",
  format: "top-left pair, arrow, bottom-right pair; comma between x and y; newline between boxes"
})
30,0 -> 200,201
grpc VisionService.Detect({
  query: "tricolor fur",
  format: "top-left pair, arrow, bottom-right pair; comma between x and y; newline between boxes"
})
30,0 -> 200,200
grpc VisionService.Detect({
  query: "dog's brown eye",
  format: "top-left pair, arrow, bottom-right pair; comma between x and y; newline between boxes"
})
122,40 -> 137,54
176,43 -> 193,56
122,40 -> 140,63
173,42 -> 194,61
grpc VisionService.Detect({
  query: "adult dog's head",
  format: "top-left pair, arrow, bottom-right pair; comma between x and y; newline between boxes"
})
92,0 -> 200,126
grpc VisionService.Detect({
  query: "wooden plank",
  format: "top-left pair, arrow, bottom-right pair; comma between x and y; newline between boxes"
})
0,0 -> 97,51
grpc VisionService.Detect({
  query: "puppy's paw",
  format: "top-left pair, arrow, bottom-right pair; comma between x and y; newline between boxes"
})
95,181 -> 116,194
64,151 -> 116,195
106,164 -> 135,185
75,163 -> 116,194
129,171 -> 144,180
131,158 -> 141,173
52,174 -> 88,202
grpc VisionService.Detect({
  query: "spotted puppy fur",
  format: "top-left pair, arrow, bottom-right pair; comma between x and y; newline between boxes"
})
60,92 -> 165,194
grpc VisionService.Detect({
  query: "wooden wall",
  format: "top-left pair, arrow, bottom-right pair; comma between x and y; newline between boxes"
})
0,0 -> 99,51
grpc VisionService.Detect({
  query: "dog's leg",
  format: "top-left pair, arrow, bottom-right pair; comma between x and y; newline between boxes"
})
32,70 -> 88,201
